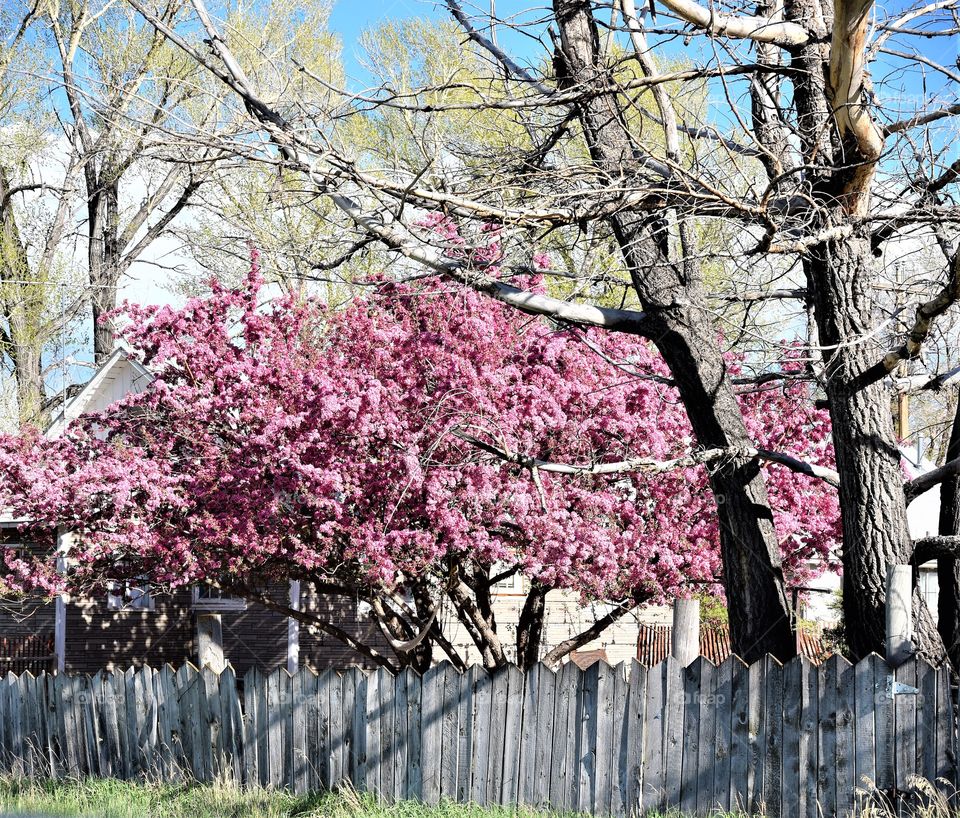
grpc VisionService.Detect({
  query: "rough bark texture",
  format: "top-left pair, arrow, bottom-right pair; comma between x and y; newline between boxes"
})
805,233 -> 917,657
516,581 -> 548,669
87,171 -> 121,364
938,398 -> 960,670
783,0 -> 835,173
0,169 -> 46,425
554,0 -> 794,663
750,2 -> 794,181
787,0 -> 946,661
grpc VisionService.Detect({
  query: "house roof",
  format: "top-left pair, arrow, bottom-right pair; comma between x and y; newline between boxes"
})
1,345 -> 154,526
44,342 -> 153,440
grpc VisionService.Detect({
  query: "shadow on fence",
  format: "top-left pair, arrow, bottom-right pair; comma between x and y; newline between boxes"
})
0,655 -> 955,817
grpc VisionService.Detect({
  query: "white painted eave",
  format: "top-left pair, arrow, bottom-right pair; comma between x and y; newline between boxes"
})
45,342 -> 154,440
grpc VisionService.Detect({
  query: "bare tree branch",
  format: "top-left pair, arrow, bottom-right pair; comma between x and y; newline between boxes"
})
906,456 -> 960,502
444,0 -> 552,93
541,599 -> 641,666
655,0 -> 809,44
830,0 -> 885,214
229,581 -> 398,671
860,250 -> 960,387
912,535 -> 960,563
453,429 -> 841,486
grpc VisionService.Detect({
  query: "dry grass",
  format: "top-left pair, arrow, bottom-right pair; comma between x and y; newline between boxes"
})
0,777 -> 556,818
2,775 -> 959,817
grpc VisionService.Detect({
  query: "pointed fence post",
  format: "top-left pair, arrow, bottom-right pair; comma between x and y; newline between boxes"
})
197,613 -> 225,672
287,580 -> 301,674
885,564 -> 913,667
672,598 -> 700,667
53,528 -> 74,672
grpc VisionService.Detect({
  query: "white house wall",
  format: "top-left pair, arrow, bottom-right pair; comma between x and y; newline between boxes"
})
63,357 -> 151,421
45,347 -> 153,440
438,585 -> 672,666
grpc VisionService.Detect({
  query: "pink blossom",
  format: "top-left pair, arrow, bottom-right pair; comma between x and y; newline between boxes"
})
0,244 -> 839,606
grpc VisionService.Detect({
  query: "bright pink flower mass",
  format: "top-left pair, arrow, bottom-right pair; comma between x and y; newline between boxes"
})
0,258 -> 840,605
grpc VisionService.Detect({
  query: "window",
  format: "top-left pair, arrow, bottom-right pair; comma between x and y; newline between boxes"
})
106,579 -> 155,611
490,562 -> 524,595
918,564 -> 939,625
191,584 -> 247,612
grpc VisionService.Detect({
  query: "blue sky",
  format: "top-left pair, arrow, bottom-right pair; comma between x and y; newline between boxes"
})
327,0 -> 960,120
329,0 -> 443,81
328,0 -> 550,85
23,0 -> 960,399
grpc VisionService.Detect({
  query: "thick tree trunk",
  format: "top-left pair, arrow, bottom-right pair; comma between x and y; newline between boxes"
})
0,169 -> 46,426
785,0 -> 946,662
938,398 -> 960,669
554,0 -> 794,662
516,582 -> 548,668
804,233 -> 922,658
10,343 -> 44,426
88,173 -> 121,363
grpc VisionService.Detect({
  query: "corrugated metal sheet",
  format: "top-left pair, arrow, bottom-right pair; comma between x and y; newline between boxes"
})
636,622 -> 830,666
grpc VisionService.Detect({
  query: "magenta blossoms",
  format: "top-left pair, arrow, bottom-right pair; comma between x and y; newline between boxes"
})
0,258 -> 840,667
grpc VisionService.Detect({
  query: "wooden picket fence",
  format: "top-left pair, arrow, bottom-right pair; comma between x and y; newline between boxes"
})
0,654 -> 955,816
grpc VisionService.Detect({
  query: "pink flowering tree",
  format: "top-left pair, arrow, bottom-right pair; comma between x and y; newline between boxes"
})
0,253 -> 840,670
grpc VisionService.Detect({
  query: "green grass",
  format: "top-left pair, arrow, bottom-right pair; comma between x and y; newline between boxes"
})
3,777 -> 958,818
0,778 -> 561,818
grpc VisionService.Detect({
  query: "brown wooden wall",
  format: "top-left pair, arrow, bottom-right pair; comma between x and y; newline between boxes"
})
1,582 -> 390,674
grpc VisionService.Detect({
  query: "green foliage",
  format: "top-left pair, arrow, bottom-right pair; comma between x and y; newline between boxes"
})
356,19 -> 534,178
697,592 -> 729,626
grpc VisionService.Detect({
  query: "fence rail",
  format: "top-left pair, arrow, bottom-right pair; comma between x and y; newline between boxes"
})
0,655 -> 954,816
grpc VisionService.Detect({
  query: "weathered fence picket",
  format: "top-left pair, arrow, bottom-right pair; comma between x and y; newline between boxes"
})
0,655 -> 954,816
640,656 -> 666,812
781,656 -> 802,818
622,661 -> 644,816
532,662 -> 556,808
362,666 -> 380,797
439,662 -> 460,800
404,667 -> 423,802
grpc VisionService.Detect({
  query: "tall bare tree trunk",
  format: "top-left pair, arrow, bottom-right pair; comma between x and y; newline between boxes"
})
0,169 -> 46,426
88,171 -> 121,363
787,0 -> 945,661
805,233 -> 919,657
9,343 -> 44,426
553,0 -> 794,663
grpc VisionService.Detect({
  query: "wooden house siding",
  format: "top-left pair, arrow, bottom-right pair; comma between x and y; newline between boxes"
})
0,597 -> 55,641
62,589 -> 195,674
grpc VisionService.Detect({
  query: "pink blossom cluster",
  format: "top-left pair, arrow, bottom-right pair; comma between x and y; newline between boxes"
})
0,255 -> 840,604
